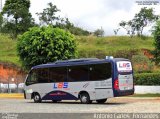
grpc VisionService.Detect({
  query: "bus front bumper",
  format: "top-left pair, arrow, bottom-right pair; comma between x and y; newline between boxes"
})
24,91 -> 32,99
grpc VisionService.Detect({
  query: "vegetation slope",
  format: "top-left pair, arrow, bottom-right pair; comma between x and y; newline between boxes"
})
0,34 -> 154,66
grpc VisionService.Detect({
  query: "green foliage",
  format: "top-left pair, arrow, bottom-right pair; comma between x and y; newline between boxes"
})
37,2 -> 90,36
134,73 -> 160,85
94,28 -> 104,37
77,36 -> 153,59
0,14 -> 3,31
1,0 -> 35,38
119,7 -> 158,36
0,33 -> 19,65
133,7 -> 158,36
56,18 -> 90,36
152,20 -> 160,65
69,26 -> 90,36
0,35 -> 154,67
79,48 -> 139,60
17,27 -> 77,69
111,49 -> 139,60
132,54 -> 154,73
119,20 -> 135,37
36,2 -> 60,26
113,28 -> 120,35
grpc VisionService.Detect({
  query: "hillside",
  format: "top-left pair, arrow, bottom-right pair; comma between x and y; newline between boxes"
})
0,34 -> 154,66
0,34 -> 19,66
77,36 -> 154,58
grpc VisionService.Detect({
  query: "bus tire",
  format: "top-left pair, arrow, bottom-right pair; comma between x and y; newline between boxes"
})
80,93 -> 92,104
33,93 -> 41,103
96,99 -> 107,104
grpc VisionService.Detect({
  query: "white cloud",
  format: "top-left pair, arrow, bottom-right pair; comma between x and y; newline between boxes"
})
2,0 -> 160,35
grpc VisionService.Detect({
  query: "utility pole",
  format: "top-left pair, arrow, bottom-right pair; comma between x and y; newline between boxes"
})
8,77 -> 10,93
16,77 -> 18,93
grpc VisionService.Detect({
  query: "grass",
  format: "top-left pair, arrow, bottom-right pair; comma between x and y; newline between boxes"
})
0,34 -> 20,66
76,36 -> 154,58
0,34 -> 155,66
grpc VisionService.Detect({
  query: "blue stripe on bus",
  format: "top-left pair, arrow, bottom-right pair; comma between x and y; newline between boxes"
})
42,90 -> 78,100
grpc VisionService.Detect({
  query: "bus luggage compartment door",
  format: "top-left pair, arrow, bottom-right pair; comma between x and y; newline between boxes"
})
118,74 -> 133,91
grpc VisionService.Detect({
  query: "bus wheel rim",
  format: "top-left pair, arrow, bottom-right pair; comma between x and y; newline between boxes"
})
81,96 -> 87,103
35,95 -> 39,101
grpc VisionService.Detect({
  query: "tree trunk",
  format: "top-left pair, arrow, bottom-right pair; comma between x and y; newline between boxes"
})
15,18 -> 18,38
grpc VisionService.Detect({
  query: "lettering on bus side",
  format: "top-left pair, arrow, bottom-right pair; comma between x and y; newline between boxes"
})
53,82 -> 68,89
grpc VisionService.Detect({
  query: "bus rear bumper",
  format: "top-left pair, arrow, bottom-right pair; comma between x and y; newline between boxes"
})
114,89 -> 134,97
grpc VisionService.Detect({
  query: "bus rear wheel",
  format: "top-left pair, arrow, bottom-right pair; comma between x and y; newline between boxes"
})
80,93 -> 92,104
96,99 -> 107,104
33,93 -> 41,103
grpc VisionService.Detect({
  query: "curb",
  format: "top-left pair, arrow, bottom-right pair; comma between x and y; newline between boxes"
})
0,94 -> 24,99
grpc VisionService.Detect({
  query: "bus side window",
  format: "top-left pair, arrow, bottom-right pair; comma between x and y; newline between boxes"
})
89,65 -> 99,81
89,63 -> 112,81
49,67 -> 67,82
68,65 -> 89,82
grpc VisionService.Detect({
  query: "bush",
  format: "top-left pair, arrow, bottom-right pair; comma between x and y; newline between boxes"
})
17,26 -> 77,69
132,54 -> 154,73
110,49 -> 139,60
78,49 -> 107,59
134,73 -> 160,85
152,20 -> 160,65
78,48 -> 139,60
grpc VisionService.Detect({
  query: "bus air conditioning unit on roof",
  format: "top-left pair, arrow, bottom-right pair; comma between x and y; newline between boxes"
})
105,56 -> 114,59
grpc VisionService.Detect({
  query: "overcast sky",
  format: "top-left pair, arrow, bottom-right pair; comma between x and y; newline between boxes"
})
1,0 -> 160,36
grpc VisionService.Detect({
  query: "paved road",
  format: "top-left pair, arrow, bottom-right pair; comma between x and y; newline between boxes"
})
0,97 -> 160,113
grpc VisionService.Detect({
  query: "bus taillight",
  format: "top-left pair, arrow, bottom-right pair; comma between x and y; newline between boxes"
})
114,79 -> 119,90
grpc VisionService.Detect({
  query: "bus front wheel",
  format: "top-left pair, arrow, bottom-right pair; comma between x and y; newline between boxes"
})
33,93 -> 41,103
96,99 -> 107,104
80,93 -> 92,104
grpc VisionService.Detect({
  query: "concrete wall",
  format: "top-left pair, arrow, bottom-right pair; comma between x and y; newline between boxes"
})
135,85 -> 160,94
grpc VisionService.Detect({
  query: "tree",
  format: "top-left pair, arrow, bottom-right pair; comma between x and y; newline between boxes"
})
0,13 -> 3,31
37,2 -> 91,36
113,28 -> 120,35
55,17 -> 74,30
119,20 -> 135,37
119,7 -> 158,36
152,21 -> 160,65
57,18 -> 90,36
133,7 -> 158,36
131,54 -> 154,73
2,0 -> 35,38
36,2 -> 60,26
17,26 -> 77,69
94,27 -> 104,37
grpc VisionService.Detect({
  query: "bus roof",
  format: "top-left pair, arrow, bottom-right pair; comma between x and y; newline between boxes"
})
31,58 -> 129,69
